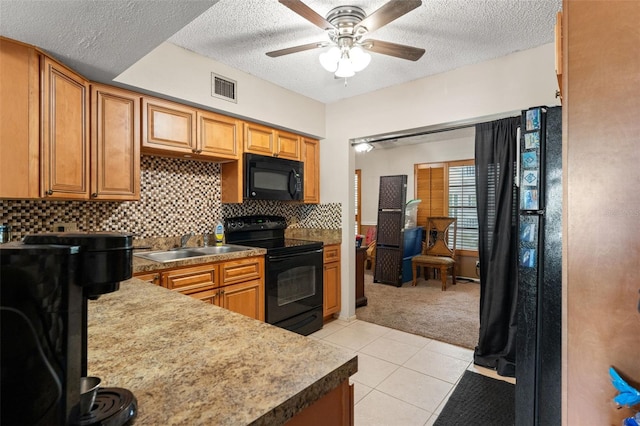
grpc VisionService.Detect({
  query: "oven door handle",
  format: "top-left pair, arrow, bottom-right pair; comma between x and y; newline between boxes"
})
268,248 -> 323,262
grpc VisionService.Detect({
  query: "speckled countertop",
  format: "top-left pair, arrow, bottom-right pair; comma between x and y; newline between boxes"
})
132,230 -> 341,274
87,279 -> 357,425
132,247 -> 267,273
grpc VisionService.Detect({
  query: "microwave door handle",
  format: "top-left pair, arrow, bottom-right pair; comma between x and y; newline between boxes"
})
288,169 -> 296,198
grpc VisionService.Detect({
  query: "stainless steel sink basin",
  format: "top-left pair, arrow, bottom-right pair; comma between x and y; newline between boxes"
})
134,245 -> 251,263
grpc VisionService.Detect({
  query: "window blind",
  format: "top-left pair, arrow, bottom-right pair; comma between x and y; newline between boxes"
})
448,164 -> 478,251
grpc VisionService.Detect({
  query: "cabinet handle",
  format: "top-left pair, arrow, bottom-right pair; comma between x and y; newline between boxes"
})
273,153 -> 278,158
46,189 -> 53,195
152,274 -> 159,285
192,148 -> 198,153
91,193 -> 98,198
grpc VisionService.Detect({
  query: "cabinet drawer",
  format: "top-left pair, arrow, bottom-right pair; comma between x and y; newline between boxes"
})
220,257 -> 263,286
162,264 -> 217,293
323,244 -> 341,263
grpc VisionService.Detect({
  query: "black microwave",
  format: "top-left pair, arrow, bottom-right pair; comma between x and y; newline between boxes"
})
244,153 -> 303,201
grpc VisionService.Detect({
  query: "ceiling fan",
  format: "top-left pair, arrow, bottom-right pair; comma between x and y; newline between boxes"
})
266,0 -> 425,77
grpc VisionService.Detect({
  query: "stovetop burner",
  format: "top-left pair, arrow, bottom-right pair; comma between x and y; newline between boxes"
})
71,387 -> 137,426
225,215 -> 323,256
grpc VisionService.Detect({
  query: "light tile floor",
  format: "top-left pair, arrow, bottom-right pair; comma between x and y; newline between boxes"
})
309,318 -> 515,426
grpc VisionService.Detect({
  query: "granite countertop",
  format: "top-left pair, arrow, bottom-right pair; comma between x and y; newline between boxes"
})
132,247 -> 267,274
87,278 -> 357,425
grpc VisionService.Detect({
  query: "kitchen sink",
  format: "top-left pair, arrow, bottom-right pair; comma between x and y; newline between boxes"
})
134,245 -> 251,263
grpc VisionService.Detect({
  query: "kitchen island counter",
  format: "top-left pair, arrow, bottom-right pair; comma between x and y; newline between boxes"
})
87,278 -> 357,425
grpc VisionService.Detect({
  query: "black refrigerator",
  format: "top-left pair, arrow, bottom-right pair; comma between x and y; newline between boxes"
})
515,106 -> 562,425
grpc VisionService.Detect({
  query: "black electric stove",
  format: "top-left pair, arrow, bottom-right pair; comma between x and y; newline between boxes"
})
225,215 -> 324,335
225,216 -> 322,255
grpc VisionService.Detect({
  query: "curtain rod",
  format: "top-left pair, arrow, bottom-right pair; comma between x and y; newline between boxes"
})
350,110 -> 522,146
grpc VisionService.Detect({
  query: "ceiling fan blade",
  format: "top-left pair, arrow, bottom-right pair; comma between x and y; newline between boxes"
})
266,42 -> 327,58
364,39 -> 425,61
278,0 -> 335,30
357,0 -> 422,33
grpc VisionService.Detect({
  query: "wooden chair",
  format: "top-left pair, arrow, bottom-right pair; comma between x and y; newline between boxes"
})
411,217 -> 457,291
364,226 -> 377,270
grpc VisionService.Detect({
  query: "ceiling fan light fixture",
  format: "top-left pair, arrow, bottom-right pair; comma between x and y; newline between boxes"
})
319,47 -> 341,72
350,46 -> 371,72
335,55 -> 355,78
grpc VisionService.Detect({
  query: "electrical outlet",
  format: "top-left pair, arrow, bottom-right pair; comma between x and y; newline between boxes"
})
52,222 -> 78,232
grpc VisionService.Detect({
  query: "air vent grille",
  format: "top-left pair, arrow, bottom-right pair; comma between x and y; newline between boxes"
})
211,73 -> 237,103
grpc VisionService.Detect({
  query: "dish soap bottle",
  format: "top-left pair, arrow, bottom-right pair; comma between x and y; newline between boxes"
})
214,220 -> 225,246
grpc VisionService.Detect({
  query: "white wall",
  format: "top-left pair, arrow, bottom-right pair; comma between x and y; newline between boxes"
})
355,135 -> 476,225
326,43 -> 560,321
115,42 -> 326,138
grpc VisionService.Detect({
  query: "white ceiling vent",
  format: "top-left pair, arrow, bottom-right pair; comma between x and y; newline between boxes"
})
211,73 -> 237,103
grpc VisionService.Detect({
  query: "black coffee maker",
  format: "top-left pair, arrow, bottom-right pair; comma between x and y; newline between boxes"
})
1,232 -> 137,425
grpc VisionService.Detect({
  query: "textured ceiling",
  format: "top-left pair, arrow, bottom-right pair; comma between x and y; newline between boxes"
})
0,0 -> 561,104
169,0 -> 562,103
0,0 -> 218,82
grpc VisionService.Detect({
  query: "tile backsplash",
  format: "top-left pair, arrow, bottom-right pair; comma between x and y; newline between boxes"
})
1,156 -> 341,241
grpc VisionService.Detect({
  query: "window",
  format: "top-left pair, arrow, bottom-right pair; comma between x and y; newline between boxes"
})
414,159 -> 478,253
448,160 -> 478,252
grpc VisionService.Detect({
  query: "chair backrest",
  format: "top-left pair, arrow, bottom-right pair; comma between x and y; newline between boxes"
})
364,226 -> 377,245
424,217 -> 457,258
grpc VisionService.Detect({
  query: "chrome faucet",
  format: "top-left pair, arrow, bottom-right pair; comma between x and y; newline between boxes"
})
180,232 -> 194,248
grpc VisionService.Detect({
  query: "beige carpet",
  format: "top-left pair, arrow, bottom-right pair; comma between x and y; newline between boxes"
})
356,271 -> 480,349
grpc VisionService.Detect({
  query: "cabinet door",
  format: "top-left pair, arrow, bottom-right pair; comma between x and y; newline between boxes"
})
161,264 -> 218,295
275,130 -> 300,160
323,245 -> 341,318
41,56 -> 89,199
0,38 -> 40,199
197,110 -> 240,159
91,84 -> 140,200
142,97 -> 196,154
191,288 -> 219,305
244,122 -> 275,156
134,271 -> 161,286
302,137 -> 320,204
219,279 -> 264,321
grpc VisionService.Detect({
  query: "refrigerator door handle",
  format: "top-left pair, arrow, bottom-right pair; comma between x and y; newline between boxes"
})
516,125 -> 521,188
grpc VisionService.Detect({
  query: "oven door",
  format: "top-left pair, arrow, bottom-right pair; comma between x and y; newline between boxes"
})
265,248 -> 323,325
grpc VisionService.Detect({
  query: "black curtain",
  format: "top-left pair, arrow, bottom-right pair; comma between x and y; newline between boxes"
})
474,116 -> 520,377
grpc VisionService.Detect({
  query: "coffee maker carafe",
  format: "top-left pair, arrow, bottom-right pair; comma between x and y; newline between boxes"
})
1,232 -> 136,425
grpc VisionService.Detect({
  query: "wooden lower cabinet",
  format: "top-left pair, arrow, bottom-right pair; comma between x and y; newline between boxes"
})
218,279 -> 264,321
142,256 -> 264,321
133,271 -> 161,286
323,244 -> 341,319
286,380 -> 354,426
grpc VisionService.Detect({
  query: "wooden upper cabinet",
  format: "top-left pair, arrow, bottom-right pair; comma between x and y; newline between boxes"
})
244,122 -> 275,156
275,130 -> 301,160
142,96 -> 241,162
0,37 -> 40,199
244,122 -> 301,160
41,56 -> 90,200
302,137 -> 320,204
142,96 -> 197,155
197,110 -> 240,160
91,84 -> 140,200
